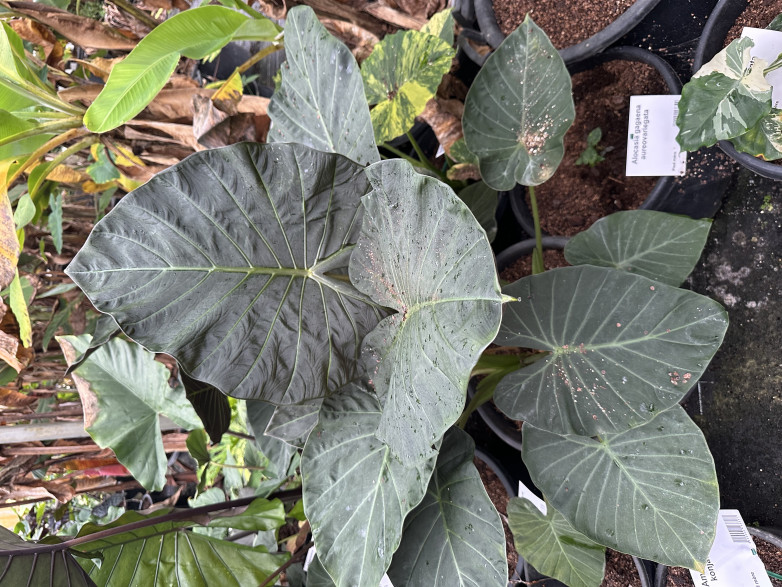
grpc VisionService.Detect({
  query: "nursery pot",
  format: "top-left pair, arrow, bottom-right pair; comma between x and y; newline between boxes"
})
693,0 -> 782,180
509,45 -> 682,238
514,552 -> 656,587
468,0 -> 663,65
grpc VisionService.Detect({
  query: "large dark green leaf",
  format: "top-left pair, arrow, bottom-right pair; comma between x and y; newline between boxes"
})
507,498 -> 605,587
494,266 -> 728,436
58,335 -> 201,491
457,180 -> 498,243
0,527 -> 95,587
361,30 -> 454,143
731,108 -> 782,160
522,407 -> 719,570
65,143 -> 384,406
268,6 -> 379,165
246,399 -> 296,477
301,383 -> 435,587
183,372 -> 230,444
349,159 -> 503,462
387,428 -> 506,586
564,211 -> 711,286
677,37 -> 772,151
462,15 -> 574,189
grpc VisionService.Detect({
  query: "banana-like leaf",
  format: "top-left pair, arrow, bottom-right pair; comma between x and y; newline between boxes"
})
387,427 -> 506,586
362,30 -> 454,143
84,6 -> 280,133
349,159 -> 503,462
268,6 -> 379,165
463,15 -> 574,189
507,498 -> 605,587
420,7 -> 455,44
457,180 -> 498,243
494,266 -> 728,436
0,527 -> 95,587
677,37 -> 772,151
246,399 -> 296,477
182,372 -> 230,444
65,143 -> 384,404
522,406 -> 719,570
0,111 -> 55,162
731,107 -> 782,160
301,383 -> 435,587
58,335 -> 202,491
564,211 -> 711,286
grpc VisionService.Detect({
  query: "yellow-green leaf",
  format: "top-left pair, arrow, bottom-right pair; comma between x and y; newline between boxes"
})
0,164 -> 18,289
9,269 -> 31,347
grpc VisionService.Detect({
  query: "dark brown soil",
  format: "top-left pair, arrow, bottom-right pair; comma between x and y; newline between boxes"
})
529,60 -> 666,236
600,550 -> 642,587
499,248 -> 569,283
475,457 -> 519,579
491,0 -> 636,48
665,534 -> 782,586
725,0 -> 782,45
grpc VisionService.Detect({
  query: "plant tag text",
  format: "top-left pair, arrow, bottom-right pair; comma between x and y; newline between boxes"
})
742,27 -> 782,107
688,510 -> 772,587
626,95 -> 686,176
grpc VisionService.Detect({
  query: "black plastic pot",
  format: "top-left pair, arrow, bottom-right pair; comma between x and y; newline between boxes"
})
509,45 -> 682,237
653,526 -> 782,586
514,553 -> 655,587
464,0 -> 663,65
694,0 -> 782,180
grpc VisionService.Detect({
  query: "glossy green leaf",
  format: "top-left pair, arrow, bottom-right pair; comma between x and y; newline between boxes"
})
349,159 -> 503,462
64,313 -> 120,375
507,498 -> 605,587
387,427 -> 506,586
362,30 -> 454,143
208,497 -> 286,531
65,143 -> 384,404
48,192 -> 63,254
449,137 -> 479,165
0,22 -> 51,93
522,407 -> 719,570
84,6 -> 279,133
183,372 -> 230,444
677,37 -> 772,151
187,428 -> 211,466
265,401 -> 321,447
246,399 -> 296,477
494,266 -> 728,436
0,527 -> 95,587
457,180 -> 498,243
420,7 -> 455,45
58,335 -> 201,491
9,269 -> 30,347
268,6 -> 379,165
564,210 -> 711,286
731,107 -> 782,160
463,15 -> 575,189
0,111 -> 55,162
302,383 -> 435,587
307,554 -> 336,586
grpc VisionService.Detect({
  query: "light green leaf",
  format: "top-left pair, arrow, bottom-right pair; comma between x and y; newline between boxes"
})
9,269 -> 31,347
449,137 -> 479,165
209,496 -> 286,531
187,428 -> 211,467
58,335 -> 202,491
13,192 -> 35,229
84,6 -> 279,133
48,191 -> 63,254
349,159 -> 503,462
457,180 -> 498,242
268,6 -> 379,165
0,111 -> 55,162
387,427 -> 506,586
507,498 -> 605,587
362,30 -> 454,143
677,37 -> 772,151
86,145 -> 120,183
463,15 -> 574,189
0,22 -> 51,93
65,143 -> 384,404
246,399 -> 296,477
64,313 -> 120,375
564,210 -> 711,286
494,266 -> 728,436
302,383 -> 435,587
307,554 -> 336,586
522,406 -> 719,570
731,107 -> 782,160
0,527 -> 95,587
420,8 -> 455,45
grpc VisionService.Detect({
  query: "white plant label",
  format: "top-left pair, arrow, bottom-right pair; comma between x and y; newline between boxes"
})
625,94 -> 686,176
518,480 -> 547,515
742,27 -> 782,107
688,509 -> 772,587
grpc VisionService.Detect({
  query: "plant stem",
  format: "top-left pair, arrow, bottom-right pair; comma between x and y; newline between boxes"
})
259,541 -> 313,587
109,0 -> 159,29
0,117 -> 83,149
405,130 -> 445,179
237,42 -> 284,75
380,141 -> 431,168
528,185 -> 545,274
4,127 -> 91,189
764,52 -> 782,75
0,77 -> 83,116
29,135 -> 98,197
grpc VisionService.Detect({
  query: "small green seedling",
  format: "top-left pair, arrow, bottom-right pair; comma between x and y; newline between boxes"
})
575,127 -> 610,166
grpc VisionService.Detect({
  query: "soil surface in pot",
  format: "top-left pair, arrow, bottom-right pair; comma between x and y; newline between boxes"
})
475,457 -> 518,579
491,0 -> 636,48
665,534 -> 782,586
726,0 -> 782,45
500,248 -> 568,283
527,59 -> 664,236
600,549 -> 643,587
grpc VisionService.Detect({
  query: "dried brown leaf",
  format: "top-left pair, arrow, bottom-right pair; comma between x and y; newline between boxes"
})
417,98 -> 463,158
0,387 -> 36,407
0,168 -> 19,291
8,18 -> 62,65
446,162 -> 481,181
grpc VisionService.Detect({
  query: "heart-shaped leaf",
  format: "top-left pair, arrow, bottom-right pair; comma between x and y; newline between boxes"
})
507,498 -> 605,587
387,427 -> 506,586
420,8 -> 455,45
731,107 -> 782,160
362,30 -> 454,144
522,407 -> 719,570
268,6 -> 379,165
494,266 -> 728,436
462,15 -> 575,189
302,382 -> 435,587
58,335 -> 201,491
564,210 -> 711,286
349,159 -> 503,462
677,37 -> 772,151
65,143 -> 384,404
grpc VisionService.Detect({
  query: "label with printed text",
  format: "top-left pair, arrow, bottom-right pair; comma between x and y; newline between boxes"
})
626,94 -> 686,176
